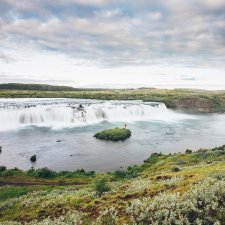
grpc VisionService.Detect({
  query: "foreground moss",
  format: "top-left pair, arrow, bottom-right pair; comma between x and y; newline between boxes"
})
1,146 -> 225,224
94,128 -> 131,141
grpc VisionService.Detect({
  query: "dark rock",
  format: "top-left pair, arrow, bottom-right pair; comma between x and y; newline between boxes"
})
30,155 -> 37,162
172,167 -> 181,172
78,104 -> 85,111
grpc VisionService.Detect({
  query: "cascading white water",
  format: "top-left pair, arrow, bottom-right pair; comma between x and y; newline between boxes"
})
0,99 -> 193,131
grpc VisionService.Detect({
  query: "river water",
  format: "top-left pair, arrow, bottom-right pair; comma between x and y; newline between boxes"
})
0,98 -> 224,172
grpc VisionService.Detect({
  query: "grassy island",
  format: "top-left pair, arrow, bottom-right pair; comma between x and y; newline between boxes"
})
94,128 -> 131,141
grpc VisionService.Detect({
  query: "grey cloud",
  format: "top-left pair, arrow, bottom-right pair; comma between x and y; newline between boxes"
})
0,0 -> 225,68
0,52 -> 15,63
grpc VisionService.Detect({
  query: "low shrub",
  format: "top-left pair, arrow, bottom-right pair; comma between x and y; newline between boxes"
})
176,159 -> 187,165
32,168 -> 56,178
60,169 -> 95,177
193,149 -> 225,162
95,207 -> 118,225
27,167 -> 96,178
172,167 -> 181,172
113,167 -> 138,180
197,148 -> 208,153
143,152 -> 162,164
212,145 -> 225,151
113,170 -> 127,179
185,149 -> 192,154
95,178 -> 111,196
0,168 -> 22,177
0,166 -> 6,172
126,178 -> 225,225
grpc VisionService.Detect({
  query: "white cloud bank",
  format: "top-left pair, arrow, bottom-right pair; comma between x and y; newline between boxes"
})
0,0 -> 225,89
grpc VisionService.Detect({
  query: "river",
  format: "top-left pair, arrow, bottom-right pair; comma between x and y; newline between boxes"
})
0,98 -> 224,172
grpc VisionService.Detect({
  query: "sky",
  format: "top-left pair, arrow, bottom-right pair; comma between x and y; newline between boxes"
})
0,0 -> 225,89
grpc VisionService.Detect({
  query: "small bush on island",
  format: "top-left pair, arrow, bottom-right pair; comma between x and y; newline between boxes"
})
94,127 -> 131,141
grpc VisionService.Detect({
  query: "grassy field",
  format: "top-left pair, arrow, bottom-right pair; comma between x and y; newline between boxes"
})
0,146 -> 225,224
1,88 -> 225,113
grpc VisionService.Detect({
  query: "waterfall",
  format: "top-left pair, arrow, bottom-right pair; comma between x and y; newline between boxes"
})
0,99 -> 193,131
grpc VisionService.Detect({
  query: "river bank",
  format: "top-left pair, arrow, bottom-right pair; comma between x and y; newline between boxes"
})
0,145 -> 225,224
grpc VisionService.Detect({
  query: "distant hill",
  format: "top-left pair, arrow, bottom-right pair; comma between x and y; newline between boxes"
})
0,83 -> 79,91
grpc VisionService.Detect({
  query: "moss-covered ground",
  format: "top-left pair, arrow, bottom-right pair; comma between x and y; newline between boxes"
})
1,145 -> 225,224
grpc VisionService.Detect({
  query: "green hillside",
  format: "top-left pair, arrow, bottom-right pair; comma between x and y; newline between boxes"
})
0,146 -> 225,224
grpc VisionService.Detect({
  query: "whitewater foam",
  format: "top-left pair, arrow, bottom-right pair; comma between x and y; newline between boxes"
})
0,99 -> 195,131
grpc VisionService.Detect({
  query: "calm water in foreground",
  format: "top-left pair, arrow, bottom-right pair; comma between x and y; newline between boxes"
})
0,98 -> 225,172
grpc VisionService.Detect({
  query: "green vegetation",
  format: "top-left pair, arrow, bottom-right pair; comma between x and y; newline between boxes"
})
185,149 -> 192,154
1,145 -> 225,224
0,167 -> 96,180
0,83 -> 77,91
1,84 -> 225,112
112,166 -> 138,180
94,128 -> 131,141
95,178 -> 111,196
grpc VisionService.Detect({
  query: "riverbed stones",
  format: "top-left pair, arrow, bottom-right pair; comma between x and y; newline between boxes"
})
30,155 -> 37,162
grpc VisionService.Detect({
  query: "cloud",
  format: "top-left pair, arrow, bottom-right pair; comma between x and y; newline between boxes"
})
72,0 -> 109,6
199,0 -> 225,9
0,0 -> 225,88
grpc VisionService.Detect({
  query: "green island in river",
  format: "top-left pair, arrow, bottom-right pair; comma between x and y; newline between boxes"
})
94,128 -> 131,141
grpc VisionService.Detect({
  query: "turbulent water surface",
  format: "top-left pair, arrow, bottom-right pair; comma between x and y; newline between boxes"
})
0,98 -> 225,172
